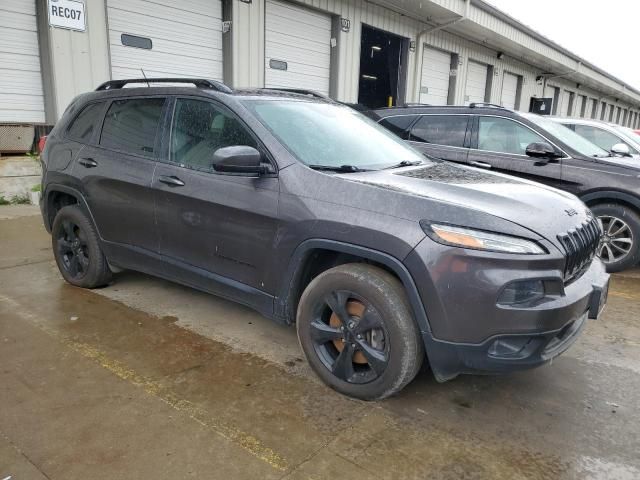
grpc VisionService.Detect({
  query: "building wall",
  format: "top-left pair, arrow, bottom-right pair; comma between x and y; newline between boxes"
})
36,0 -> 110,123
13,0 -> 640,128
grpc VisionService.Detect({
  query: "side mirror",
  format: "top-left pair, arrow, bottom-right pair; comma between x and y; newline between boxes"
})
212,146 -> 267,175
525,142 -> 561,162
611,143 -> 632,157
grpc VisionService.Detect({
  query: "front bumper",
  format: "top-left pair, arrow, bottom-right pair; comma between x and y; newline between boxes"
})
405,239 -> 609,381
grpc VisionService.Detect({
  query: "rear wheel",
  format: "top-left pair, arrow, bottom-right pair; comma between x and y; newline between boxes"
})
52,205 -> 112,288
591,203 -> 640,272
296,263 -> 423,400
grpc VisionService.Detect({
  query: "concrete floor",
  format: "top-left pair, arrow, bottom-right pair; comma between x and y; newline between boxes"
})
1,205 -> 639,480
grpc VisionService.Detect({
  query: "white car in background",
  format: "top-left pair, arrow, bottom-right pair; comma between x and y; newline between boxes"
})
550,118 -> 640,161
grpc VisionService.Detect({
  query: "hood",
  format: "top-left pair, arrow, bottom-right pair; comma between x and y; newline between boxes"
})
592,155 -> 640,170
340,161 -> 591,245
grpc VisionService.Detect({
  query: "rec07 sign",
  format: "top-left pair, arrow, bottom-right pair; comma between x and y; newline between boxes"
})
48,0 -> 86,32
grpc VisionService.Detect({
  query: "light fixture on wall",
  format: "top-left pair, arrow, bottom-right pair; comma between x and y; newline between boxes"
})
361,75 -> 377,81
497,52 -> 504,60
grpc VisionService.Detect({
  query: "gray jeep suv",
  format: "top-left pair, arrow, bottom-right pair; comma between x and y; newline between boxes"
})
40,79 -> 609,400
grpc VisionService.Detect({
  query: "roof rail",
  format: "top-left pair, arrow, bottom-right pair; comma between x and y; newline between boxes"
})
469,102 -> 508,110
95,78 -> 233,93
261,87 -> 329,100
403,102 -> 431,107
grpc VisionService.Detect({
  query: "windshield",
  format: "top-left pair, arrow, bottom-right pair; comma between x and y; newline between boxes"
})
612,125 -> 640,145
522,113 -> 609,157
242,100 -> 428,170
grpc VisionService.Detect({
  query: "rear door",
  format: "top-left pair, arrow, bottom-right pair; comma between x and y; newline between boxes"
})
153,97 -> 280,302
406,114 -> 470,164
468,115 -> 565,189
73,96 -> 166,261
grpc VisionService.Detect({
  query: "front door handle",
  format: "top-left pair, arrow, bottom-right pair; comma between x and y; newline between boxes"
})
470,161 -> 492,169
78,157 -> 98,168
158,175 -> 185,187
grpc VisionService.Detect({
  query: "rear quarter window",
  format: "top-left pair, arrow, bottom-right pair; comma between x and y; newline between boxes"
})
66,102 -> 106,143
99,98 -> 165,158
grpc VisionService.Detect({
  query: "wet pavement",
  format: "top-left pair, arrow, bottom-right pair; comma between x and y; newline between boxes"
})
1,205 -> 639,479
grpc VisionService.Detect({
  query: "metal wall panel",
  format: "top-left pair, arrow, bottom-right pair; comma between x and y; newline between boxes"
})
264,0 -> 332,95
107,0 -> 223,80
419,47 -> 451,105
0,0 -> 45,123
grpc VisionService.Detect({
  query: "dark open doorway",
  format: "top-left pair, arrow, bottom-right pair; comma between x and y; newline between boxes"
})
357,25 -> 408,109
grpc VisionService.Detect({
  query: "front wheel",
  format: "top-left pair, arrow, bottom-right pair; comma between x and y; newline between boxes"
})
591,204 -> 640,273
296,263 -> 424,400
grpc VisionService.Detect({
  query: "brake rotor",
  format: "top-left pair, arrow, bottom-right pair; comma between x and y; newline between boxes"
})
329,299 -> 368,364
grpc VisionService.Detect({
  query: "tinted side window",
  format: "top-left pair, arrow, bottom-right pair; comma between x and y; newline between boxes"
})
379,115 -> 417,139
477,117 -> 545,155
409,115 -> 468,147
99,98 -> 165,157
170,99 -> 257,171
67,102 -> 105,143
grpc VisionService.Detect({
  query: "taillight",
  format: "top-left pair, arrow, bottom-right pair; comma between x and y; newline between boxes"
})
37,135 -> 47,153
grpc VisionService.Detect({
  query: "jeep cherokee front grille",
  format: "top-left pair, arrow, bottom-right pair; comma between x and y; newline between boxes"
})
557,217 -> 602,283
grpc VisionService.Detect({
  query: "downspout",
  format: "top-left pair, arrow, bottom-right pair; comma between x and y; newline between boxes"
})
413,0 -> 471,101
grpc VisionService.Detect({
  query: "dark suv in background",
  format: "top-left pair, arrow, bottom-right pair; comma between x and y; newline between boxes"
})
370,104 -> 640,272
40,80 -> 608,400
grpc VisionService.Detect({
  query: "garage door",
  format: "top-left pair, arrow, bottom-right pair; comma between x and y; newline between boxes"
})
107,0 -> 223,80
500,72 -> 519,110
265,0 -> 331,95
560,90 -> 573,117
0,0 -> 44,123
419,47 -> 451,105
465,60 -> 488,105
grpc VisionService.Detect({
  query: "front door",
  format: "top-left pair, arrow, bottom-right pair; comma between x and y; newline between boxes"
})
153,97 -> 280,304
468,115 -> 565,189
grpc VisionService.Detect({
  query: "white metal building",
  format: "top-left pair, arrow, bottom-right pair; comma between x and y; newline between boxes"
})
3,0 -> 640,139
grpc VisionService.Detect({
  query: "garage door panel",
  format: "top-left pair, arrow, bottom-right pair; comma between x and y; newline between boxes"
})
107,11 -> 222,49
265,43 -> 329,68
268,0 -> 331,27
266,15 -> 330,44
0,0 -> 44,123
108,0 -> 221,23
501,72 -> 518,109
107,0 -> 223,81
108,31 -> 222,62
265,0 -> 331,96
419,47 -> 451,105
0,28 -> 40,56
465,61 -> 487,105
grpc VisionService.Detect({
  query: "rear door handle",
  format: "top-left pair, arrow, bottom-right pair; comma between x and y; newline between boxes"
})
158,175 -> 185,187
78,157 -> 98,168
470,161 -> 492,169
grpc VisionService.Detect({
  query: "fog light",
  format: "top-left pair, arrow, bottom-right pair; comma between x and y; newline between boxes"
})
497,280 -> 545,305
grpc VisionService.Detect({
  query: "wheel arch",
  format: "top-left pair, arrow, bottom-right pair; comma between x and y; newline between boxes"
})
43,184 -> 97,234
581,190 -> 640,213
275,239 -> 432,337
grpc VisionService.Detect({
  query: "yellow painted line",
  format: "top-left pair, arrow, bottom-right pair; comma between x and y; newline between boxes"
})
0,294 -> 289,472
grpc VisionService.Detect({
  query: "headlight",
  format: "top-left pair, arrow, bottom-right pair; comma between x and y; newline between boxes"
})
422,222 -> 546,254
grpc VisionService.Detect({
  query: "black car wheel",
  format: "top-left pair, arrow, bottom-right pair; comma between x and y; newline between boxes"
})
591,204 -> 640,272
52,205 -> 112,288
296,263 -> 423,400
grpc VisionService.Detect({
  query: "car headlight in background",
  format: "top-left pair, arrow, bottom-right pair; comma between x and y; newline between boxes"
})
421,222 -> 546,255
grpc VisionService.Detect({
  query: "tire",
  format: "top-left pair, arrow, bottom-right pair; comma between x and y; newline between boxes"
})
296,263 -> 424,400
591,203 -> 640,273
51,205 -> 112,288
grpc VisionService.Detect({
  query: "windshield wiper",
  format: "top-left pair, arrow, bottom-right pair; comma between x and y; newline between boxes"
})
384,160 -> 424,169
308,164 -> 369,173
